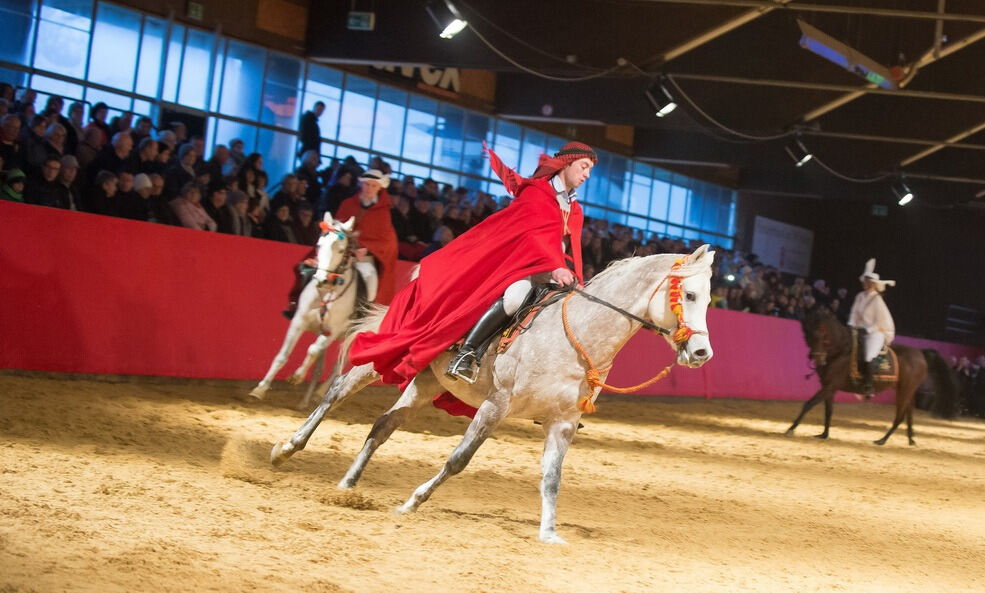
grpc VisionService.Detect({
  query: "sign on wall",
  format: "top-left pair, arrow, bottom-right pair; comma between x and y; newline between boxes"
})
370,64 -> 461,95
751,216 -> 813,276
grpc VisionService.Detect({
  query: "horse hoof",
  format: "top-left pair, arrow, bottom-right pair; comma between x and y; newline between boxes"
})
337,478 -> 356,490
270,442 -> 295,466
909,440 -> 916,447
288,373 -> 304,385
246,388 -> 266,401
540,533 -> 568,545
814,433 -> 828,440
394,502 -> 417,515
784,429 -> 795,437
873,439 -> 886,446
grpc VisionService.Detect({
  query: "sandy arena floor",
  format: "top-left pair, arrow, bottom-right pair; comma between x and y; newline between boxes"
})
1,372 -> 984,593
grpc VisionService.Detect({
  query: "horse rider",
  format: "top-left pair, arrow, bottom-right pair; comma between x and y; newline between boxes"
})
847,258 -> 896,397
282,168 -> 396,318
349,142 -> 595,409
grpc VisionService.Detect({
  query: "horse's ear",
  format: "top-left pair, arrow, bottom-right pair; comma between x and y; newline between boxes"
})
322,212 -> 334,224
342,216 -> 356,232
689,244 -> 714,264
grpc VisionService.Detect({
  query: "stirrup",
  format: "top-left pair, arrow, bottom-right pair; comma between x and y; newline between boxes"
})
446,349 -> 480,384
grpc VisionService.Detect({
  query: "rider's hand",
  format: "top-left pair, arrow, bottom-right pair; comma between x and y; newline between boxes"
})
551,267 -> 576,287
354,248 -> 368,262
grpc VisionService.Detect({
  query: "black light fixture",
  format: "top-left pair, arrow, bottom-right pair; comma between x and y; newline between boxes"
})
426,0 -> 468,39
644,76 -> 677,118
892,177 -> 914,205
785,136 -> 813,167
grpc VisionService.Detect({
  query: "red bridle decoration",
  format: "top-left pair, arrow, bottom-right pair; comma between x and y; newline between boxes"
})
666,258 -> 696,346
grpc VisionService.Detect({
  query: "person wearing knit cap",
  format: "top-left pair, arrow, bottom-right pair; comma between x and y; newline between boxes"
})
350,141 -> 596,413
848,258 -> 897,398
1,168 -> 26,202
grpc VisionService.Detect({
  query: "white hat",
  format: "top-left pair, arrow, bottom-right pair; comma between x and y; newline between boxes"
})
859,258 -> 896,291
359,169 -> 390,189
133,173 -> 152,191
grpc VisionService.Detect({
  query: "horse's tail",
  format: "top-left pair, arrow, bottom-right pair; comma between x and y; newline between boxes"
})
331,303 -> 389,377
922,348 -> 962,419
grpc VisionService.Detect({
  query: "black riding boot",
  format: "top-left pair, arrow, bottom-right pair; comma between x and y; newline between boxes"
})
446,298 -> 510,384
282,266 -> 316,319
860,359 -> 877,399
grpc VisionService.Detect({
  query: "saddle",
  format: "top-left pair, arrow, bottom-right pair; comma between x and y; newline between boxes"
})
849,328 -> 899,384
447,286 -> 566,355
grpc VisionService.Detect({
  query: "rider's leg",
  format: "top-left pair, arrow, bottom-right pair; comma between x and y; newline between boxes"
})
283,264 -> 315,319
446,278 -> 533,383
861,331 -> 886,399
354,258 -> 379,303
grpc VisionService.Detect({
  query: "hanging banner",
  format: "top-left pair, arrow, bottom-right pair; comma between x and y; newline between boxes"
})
751,215 -> 813,276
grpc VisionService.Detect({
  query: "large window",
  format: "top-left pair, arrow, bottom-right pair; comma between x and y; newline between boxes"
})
1,0 -> 736,247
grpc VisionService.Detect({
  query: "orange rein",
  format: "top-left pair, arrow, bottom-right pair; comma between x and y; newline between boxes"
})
562,257 -> 694,413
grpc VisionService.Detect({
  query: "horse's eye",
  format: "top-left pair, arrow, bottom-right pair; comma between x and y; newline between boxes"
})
686,292 -> 696,302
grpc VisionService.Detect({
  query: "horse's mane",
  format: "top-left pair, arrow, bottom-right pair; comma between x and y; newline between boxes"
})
588,252 -> 711,287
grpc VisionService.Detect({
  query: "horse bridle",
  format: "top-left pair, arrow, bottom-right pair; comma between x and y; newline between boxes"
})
315,224 -> 356,298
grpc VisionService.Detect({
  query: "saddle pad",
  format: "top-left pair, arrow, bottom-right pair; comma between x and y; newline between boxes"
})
850,328 -> 899,383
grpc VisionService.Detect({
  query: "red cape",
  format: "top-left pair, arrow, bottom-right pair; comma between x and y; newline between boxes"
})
336,191 -> 399,304
349,177 -> 583,395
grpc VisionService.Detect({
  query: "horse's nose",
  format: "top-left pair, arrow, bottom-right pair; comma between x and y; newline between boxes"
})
692,348 -> 709,360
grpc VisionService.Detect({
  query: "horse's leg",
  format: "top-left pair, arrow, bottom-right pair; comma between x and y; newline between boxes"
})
396,393 -> 510,514
785,386 -> 832,436
290,334 -> 329,385
338,369 -> 442,489
296,345 -> 327,412
874,387 -> 908,446
270,362 -> 380,466
248,316 -> 307,400
818,388 -> 835,439
906,402 -> 916,446
538,418 -> 578,544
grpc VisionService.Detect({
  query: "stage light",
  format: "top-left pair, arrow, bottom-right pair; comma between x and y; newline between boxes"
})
726,274 -> 736,282
785,137 -> 813,167
645,76 -> 677,118
426,0 -> 468,39
892,178 -> 914,205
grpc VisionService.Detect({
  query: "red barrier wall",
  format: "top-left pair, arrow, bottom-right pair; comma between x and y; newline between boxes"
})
2,201 -> 981,401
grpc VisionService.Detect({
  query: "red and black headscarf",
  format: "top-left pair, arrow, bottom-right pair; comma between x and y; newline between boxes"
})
484,141 -> 597,197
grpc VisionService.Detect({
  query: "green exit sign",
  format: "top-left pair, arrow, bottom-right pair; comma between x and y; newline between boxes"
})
186,1 -> 203,21
347,11 -> 376,31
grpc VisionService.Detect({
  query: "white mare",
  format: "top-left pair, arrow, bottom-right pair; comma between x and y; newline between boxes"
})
247,213 -> 376,410
271,245 -> 715,542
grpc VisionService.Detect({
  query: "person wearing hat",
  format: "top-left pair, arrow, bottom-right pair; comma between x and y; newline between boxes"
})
1,167 -> 26,202
335,168 -> 399,304
349,141 -> 594,410
848,258 -> 896,397
57,154 -> 81,210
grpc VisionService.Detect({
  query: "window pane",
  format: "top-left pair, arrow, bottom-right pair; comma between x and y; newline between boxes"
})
84,87 -> 131,115
218,40 -> 264,120
161,24 -> 183,102
177,28 -> 213,109
0,67 -> 27,89
29,74 -> 83,102
303,63 -> 342,141
398,161 -> 430,182
132,99 -> 152,118
88,3 -> 140,91
262,52 -> 302,128
650,177 -> 670,222
257,127 -> 298,183
546,135 -> 565,156
491,120 -> 520,172
430,169 -> 457,188
372,85 -> 406,157
337,147 -> 369,169
338,74 -> 376,149
668,186 -> 688,226
402,94 -> 436,163
209,39 -> 224,112
519,130 -> 545,178
0,3 -> 35,66
136,17 -> 165,97
34,15 -> 90,78
628,163 -> 651,229
433,102 -> 464,171
213,117 -> 257,153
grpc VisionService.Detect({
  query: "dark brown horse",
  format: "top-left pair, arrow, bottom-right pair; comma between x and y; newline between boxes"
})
786,307 -> 959,445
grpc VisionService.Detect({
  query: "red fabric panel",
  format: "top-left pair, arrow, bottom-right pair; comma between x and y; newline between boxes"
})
2,200 -> 981,405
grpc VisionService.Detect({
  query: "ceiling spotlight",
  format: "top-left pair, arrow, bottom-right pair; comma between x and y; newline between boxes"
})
426,0 -> 468,39
785,137 -> 813,167
892,178 -> 914,205
645,76 -> 677,118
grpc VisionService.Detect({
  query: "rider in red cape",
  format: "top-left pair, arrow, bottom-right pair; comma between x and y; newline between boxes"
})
349,141 -> 596,416
335,169 -> 399,304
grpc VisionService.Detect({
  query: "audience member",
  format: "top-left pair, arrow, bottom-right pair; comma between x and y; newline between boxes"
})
170,182 -> 215,231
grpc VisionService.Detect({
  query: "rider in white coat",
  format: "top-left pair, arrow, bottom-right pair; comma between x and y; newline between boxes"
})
847,258 -> 896,396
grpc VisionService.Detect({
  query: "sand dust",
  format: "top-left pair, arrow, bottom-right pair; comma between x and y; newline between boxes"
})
2,372 -> 984,593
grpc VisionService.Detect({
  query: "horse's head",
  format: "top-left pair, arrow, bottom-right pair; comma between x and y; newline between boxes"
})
801,306 -> 842,366
648,244 -> 715,368
314,213 -> 355,286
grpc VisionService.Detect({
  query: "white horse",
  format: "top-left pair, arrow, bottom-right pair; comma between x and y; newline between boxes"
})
247,214 -> 376,410
271,245 -> 715,542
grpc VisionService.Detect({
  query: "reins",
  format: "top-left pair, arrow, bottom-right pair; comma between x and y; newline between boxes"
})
561,257 -> 705,413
